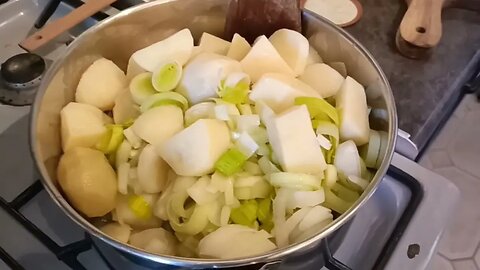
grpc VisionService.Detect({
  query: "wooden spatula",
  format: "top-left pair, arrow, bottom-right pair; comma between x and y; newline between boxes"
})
19,0 -> 117,52
396,0 -> 480,59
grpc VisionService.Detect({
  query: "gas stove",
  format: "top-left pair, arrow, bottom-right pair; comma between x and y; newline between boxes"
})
0,1 -> 461,269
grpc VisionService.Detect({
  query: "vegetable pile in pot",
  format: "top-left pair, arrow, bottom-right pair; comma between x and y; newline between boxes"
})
57,28 -> 387,259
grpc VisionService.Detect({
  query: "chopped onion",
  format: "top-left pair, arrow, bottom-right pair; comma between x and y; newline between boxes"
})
172,176 -> 197,193
123,127 -> 142,149
360,129 -> 381,168
220,206 -> 231,226
198,225 -> 276,259
275,207 -> 312,247
117,162 -> 130,195
375,131 -> 388,168
316,134 -> 332,150
334,140 -> 362,179
187,177 -> 219,205
323,188 -> 352,214
330,183 -> 360,202
258,156 -> 281,175
224,178 -> 240,207
206,200 -> 222,226
286,189 -> 325,209
323,164 -> 338,188
272,188 -> 289,235
257,144 -> 270,156
214,104 -> 231,121
207,172 -> 228,193
249,126 -> 269,145
234,176 -> 272,200
243,161 -> 262,175
170,204 -> 210,235
153,182 -> 173,220
297,205 -> 332,231
344,175 -> 369,191
316,121 -> 339,163
269,172 -> 321,191
235,115 -> 260,133
184,102 -> 215,126
290,218 -> 332,243
115,140 -> 132,169
235,132 -> 259,158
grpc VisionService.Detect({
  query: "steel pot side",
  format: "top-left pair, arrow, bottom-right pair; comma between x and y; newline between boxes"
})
29,0 -> 397,268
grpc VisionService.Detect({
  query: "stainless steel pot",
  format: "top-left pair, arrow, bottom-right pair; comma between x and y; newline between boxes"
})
30,0 -> 397,268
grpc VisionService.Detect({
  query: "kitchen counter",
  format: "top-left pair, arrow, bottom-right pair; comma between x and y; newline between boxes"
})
345,0 -> 480,156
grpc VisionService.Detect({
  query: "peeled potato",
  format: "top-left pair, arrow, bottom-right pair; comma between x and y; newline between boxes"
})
137,144 -> 169,193
158,119 -> 231,176
131,105 -> 184,146
57,147 -> 117,217
336,76 -> 370,145
127,28 -> 194,79
226,33 -> 251,60
75,58 -> 127,111
269,29 -> 309,76
306,45 -> 323,65
240,36 -> 294,82
299,63 -> 344,98
100,222 -> 131,243
198,32 -> 231,55
177,53 -> 242,104
250,73 -> 319,112
60,102 -> 109,151
113,89 -> 140,124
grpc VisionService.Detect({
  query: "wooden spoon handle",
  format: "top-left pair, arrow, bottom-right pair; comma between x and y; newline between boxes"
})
20,0 -> 117,52
399,0 -> 445,48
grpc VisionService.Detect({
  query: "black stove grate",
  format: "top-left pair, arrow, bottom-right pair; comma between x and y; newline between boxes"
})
0,180 -> 97,270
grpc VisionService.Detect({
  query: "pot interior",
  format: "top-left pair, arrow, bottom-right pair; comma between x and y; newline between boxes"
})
31,0 -> 396,266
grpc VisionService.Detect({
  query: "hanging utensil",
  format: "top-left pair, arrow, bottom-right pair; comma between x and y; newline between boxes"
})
20,0 -> 117,52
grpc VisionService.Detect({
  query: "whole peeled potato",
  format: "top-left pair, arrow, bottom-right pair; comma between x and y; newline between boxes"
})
57,147 -> 117,217
76,58 -> 127,111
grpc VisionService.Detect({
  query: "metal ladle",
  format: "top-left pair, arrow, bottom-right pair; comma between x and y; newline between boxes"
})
0,0 -> 117,105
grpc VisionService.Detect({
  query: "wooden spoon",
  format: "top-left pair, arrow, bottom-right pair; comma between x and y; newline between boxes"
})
19,0 -> 117,52
396,0 -> 452,59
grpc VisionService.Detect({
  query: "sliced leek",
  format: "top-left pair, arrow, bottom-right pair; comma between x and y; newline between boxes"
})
140,92 -> 189,112
294,97 -> 339,125
151,61 -> 182,92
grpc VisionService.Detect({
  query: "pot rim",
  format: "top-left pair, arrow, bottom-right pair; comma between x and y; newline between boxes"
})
29,0 -> 397,267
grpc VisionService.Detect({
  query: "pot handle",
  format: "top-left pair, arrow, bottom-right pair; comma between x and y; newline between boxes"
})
257,261 -> 283,270
322,240 -> 352,270
19,0 -> 117,52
